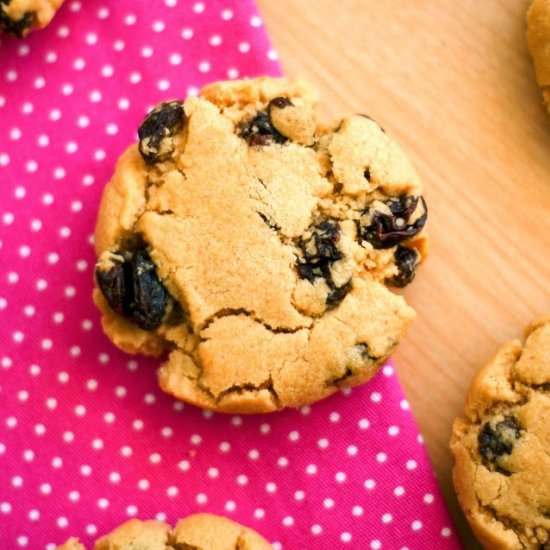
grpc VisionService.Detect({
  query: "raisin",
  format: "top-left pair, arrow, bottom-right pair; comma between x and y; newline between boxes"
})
297,220 -> 351,307
478,417 -> 521,465
389,246 -> 419,288
0,1 -> 34,37
138,100 -> 185,164
269,96 -> 293,110
96,249 -> 169,330
96,256 -> 129,317
129,250 -> 169,330
239,112 -> 287,146
360,195 -> 427,249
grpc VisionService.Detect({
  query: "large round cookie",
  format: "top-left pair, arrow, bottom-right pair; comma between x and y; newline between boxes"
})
527,0 -> 550,112
451,317 -> 550,550
56,513 -> 272,550
93,77 -> 428,413
0,0 -> 64,37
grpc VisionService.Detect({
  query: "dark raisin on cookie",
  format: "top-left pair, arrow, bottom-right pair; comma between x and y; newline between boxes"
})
138,100 -> 185,164
0,0 -> 34,37
268,96 -> 293,110
359,195 -> 427,249
96,249 -> 169,330
388,246 -> 419,288
239,111 -> 287,146
478,417 -> 522,465
297,220 -> 351,307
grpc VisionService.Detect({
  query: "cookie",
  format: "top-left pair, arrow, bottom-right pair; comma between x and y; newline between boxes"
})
93,77 -> 428,413
0,0 -> 64,37
56,513 -> 272,549
451,317 -> 550,550
527,0 -> 550,112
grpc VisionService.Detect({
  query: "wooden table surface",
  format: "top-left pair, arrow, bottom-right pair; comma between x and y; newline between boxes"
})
257,0 -> 550,547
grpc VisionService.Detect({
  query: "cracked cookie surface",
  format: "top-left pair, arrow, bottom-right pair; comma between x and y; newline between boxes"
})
93,77 -> 428,413
527,0 -> 550,113
0,0 -> 63,37
56,513 -> 272,550
451,317 -> 550,550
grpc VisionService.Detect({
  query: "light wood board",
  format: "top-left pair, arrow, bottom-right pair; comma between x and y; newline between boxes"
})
257,0 -> 550,546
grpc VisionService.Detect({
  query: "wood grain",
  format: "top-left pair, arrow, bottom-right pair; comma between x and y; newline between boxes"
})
256,0 -> 550,547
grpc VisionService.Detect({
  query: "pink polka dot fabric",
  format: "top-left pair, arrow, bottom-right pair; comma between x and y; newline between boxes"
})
0,1 -> 461,549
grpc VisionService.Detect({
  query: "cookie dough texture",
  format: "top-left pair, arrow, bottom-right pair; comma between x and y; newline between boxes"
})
0,0 -> 63,36
451,317 -> 550,550
94,77 -> 428,413
56,514 -> 272,550
527,0 -> 550,111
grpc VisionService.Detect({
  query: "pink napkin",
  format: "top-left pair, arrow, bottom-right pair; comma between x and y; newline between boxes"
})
0,1 -> 461,548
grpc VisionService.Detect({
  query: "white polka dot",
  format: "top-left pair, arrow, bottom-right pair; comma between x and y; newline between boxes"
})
63,431 -> 74,443
70,1 -> 81,12
394,486 -> 405,497
52,457 -> 63,468
181,27 -> 193,40
388,425 -> 400,436
406,459 -> 418,470
227,68 -> 239,80
57,25 -> 69,37
74,404 -> 86,416
45,51 -> 58,64
152,20 -> 165,32
133,419 -> 144,431
18,390 -> 29,402
239,41 -> 251,53
323,498 -> 334,509
178,460 -> 190,471
114,40 -> 125,51
149,452 -> 161,464
347,445 -> 358,456
141,45 -> 154,58
198,61 -> 211,73
60,226 -> 71,238
36,279 -> 48,291
383,364 -> 394,376
129,72 -> 142,84
6,416 -> 17,428
40,483 -> 52,495
0,153 -> 10,166
29,364 -> 40,376
85,32 -> 98,45
364,479 -> 376,490
12,331 -> 24,343
86,525 -> 97,536
97,7 -> 109,18
91,439 -> 103,450
193,2 -> 205,12
66,141 -> 78,154
341,532 -> 352,543
124,13 -> 136,25
138,479 -> 150,490
209,34 -> 222,46
371,391 -> 382,403
352,505 -> 363,517
254,508 -> 265,519
282,516 -> 294,527
126,505 -> 138,516
190,434 -> 202,445
46,397 -> 57,410
57,516 -> 69,528
277,456 -> 289,468
1,502 -> 12,514
359,418 -> 370,430
441,527 -> 452,538
109,472 -> 120,484
37,135 -> 49,147
11,475 -> 23,487
80,464 -> 92,476
16,536 -> 28,547
1,357 -> 12,369
158,79 -> 170,91
69,490 -> 80,502
121,446 -> 132,457
288,430 -> 300,442
370,541 -> 382,550
311,524 -> 322,535
10,128 -> 22,140
236,474 -> 248,486
18,44 -> 30,56
335,471 -> 347,483
26,160 -> 38,172
329,411 -> 341,423
400,399 -> 410,410
265,482 -> 277,493
0,297 -> 6,309
28,509 -> 40,521
34,424 -> 46,436
306,463 -> 317,475
194,491 -> 206,503
219,441 -> 230,453
382,513 -> 393,524
165,0 -> 177,6
22,102 -> 34,115
49,109 -> 61,121
411,520 -> 423,531
97,498 -> 109,509
225,500 -> 236,512
317,437 -> 329,449
376,452 -> 387,463
423,493 -> 434,504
